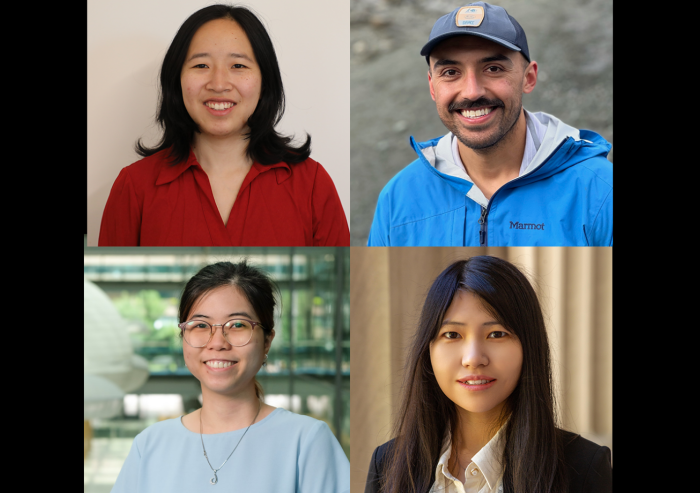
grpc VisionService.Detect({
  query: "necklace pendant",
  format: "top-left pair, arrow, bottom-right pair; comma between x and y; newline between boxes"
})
210,472 -> 218,485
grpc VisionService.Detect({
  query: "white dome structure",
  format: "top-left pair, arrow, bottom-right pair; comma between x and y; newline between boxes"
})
84,278 -> 149,401
84,373 -> 124,419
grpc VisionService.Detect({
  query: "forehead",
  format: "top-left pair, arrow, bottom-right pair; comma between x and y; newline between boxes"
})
429,35 -> 517,65
444,290 -> 492,320
186,18 -> 255,58
191,285 -> 255,315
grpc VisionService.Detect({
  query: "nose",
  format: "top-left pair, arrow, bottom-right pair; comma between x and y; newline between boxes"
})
458,69 -> 486,102
461,339 -> 488,368
207,65 -> 231,93
207,324 -> 231,349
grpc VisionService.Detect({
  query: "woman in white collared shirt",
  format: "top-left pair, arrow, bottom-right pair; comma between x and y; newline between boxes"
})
364,256 -> 611,493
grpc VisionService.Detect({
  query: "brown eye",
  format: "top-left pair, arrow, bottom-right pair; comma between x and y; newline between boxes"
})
488,331 -> 508,339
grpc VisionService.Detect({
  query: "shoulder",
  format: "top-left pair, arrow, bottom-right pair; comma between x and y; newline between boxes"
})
378,158 -> 433,202
264,408 -> 331,436
370,438 -> 396,473
137,415 -> 183,436
559,430 -> 612,491
560,130 -> 613,189
569,153 -> 613,190
130,416 -> 184,448
284,156 -> 322,179
112,149 -> 177,191
364,439 -> 396,493
561,430 -> 610,463
270,157 -> 331,188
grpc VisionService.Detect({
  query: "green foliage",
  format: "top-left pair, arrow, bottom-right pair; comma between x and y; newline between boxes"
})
112,290 -> 181,347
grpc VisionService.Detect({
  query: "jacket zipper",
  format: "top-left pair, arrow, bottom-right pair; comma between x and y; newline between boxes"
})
478,206 -> 488,246
474,139 -> 570,247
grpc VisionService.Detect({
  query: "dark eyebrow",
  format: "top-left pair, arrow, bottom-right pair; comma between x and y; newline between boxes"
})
186,52 -> 253,63
432,58 -> 459,70
479,54 -> 513,65
431,53 -> 512,71
190,312 -> 254,320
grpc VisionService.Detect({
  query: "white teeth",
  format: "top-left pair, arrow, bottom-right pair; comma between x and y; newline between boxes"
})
206,361 -> 233,368
461,107 -> 492,119
206,102 -> 234,110
465,379 -> 491,385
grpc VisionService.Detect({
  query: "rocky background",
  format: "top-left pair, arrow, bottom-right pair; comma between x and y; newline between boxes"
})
350,0 -> 613,245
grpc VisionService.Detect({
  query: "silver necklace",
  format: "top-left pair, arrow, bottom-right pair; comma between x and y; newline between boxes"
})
199,401 -> 262,485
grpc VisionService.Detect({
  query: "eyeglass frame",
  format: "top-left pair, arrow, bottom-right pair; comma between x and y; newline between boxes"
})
177,318 -> 265,348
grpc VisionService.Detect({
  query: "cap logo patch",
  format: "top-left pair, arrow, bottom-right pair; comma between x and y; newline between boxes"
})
456,6 -> 484,27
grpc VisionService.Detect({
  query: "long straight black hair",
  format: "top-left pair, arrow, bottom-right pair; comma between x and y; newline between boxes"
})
382,256 -> 568,493
178,260 -> 279,400
135,4 -> 311,166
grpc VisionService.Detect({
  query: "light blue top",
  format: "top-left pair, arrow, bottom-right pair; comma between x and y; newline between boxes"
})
111,408 -> 349,493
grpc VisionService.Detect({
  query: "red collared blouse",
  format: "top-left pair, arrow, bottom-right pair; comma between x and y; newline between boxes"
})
98,148 -> 349,246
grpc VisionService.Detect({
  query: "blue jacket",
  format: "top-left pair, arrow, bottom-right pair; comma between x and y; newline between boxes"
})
368,112 -> 612,246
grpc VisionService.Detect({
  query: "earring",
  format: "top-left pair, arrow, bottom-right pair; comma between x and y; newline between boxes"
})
263,354 -> 268,365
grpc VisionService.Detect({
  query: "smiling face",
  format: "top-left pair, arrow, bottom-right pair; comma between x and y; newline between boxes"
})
182,284 -> 273,397
180,18 -> 262,140
428,36 -> 537,150
430,290 -> 522,417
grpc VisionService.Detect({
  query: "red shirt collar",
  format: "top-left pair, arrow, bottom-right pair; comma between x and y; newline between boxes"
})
155,147 -> 292,186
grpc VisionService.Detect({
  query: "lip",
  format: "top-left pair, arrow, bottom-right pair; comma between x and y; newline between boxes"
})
457,375 -> 497,391
454,106 -> 498,125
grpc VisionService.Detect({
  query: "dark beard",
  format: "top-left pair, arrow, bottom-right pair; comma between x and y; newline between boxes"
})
441,97 -> 522,152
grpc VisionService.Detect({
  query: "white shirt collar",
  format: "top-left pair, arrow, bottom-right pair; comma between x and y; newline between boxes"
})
435,424 -> 507,491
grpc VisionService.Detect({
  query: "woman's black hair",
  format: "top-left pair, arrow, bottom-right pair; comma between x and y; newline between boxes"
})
135,4 -> 311,166
178,259 -> 278,400
382,256 -> 568,493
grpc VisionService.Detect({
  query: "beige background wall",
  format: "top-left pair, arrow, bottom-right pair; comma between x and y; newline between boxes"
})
87,0 -> 350,244
350,247 -> 612,493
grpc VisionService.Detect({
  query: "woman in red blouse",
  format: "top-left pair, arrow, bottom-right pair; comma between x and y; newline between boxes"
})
99,5 -> 349,246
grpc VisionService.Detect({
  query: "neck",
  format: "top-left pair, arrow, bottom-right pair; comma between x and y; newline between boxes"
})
192,131 -> 253,176
452,402 -> 506,460
457,110 -> 527,199
199,382 -> 261,434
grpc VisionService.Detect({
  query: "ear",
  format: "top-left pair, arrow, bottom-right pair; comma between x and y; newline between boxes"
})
265,329 -> 275,351
522,60 -> 538,94
428,70 -> 436,101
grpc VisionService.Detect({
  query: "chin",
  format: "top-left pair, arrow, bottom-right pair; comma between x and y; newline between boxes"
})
455,401 -> 501,414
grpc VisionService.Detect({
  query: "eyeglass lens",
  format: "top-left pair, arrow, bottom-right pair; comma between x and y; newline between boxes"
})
182,320 -> 254,347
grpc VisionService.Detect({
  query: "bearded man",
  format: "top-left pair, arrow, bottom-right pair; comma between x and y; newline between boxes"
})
367,2 -> 612,246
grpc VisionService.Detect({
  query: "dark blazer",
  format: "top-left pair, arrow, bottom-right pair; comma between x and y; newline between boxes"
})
364,430 -> 612,493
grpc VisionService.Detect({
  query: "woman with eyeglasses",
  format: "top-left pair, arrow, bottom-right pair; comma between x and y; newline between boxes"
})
98,4 -> 349,246
364,256 -> 611,493
112,261 -> 349,492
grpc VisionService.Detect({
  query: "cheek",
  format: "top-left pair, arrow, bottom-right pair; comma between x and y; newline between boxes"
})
242,77 -> 262,99
501,345 -> 523,383
429,345 -> 453,386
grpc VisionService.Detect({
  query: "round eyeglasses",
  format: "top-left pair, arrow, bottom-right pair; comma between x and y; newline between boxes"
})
177,319 -> 263,348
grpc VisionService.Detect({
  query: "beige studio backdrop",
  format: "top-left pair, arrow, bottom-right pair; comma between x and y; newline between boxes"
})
350,247 -> 612,493
87,0 -> 350,245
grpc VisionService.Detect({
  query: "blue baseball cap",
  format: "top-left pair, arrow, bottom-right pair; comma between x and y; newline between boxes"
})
420,2 -> 530,62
